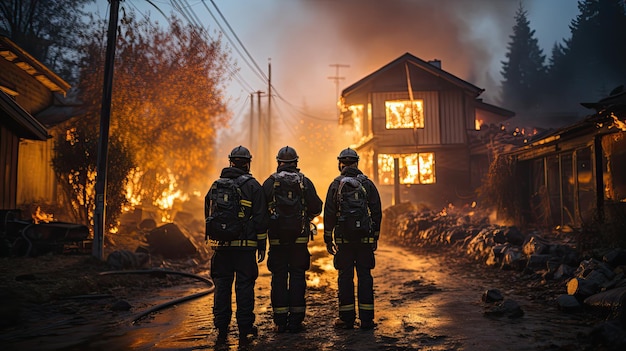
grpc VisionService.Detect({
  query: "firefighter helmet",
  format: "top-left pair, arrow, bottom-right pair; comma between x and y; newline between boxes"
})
228,145 -> 252,161
276,146 -> 299,163
337,148 -> 359,162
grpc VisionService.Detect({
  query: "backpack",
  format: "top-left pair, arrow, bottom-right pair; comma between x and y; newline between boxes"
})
270,171 -> 306,243
336,174 -> 372,241
205,175 -> 251,242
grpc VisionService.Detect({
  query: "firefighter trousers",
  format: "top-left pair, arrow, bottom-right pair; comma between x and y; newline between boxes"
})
267,244 -> 311,327
333,243 -> 375,323
210,249 -> 258,332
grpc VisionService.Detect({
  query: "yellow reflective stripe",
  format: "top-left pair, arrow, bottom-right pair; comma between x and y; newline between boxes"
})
273,306 -> 289,314
240,199 -> 252,207
269,239 -> 281,246
269,236 -> 309,246
257,232 -> 267,240
359,303 -> 374,311
290,306 -> 306,313
339,304 -> 355,312
219,240 -> 257,247
335,237 -> 375,244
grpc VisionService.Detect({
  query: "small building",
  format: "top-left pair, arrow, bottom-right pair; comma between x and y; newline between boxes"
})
339,52 -> 514,209
504,86 -> 626,230
0,35 -> 70,211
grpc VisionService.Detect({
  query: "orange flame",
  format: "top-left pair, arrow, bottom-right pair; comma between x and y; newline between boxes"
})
33,206 -> 54,224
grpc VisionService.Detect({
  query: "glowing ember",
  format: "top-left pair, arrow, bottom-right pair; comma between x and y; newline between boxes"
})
33,206 -> 54,224
385,100 -> 424,129
610,113 -> 626,131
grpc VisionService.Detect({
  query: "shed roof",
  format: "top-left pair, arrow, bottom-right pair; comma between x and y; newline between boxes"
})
0,35 -> 70,95
0,90 -> 49,140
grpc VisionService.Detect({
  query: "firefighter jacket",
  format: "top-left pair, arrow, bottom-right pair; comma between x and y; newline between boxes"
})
209,166 -> 268,250
323,166 -> 382,244
262,164 -> 323,246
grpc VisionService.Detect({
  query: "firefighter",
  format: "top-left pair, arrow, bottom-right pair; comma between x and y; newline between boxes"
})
323,147 -> 382,330
262,146 -> 323,333
207,145 -> 268,342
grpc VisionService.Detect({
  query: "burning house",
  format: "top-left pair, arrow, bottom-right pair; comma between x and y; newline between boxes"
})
339,52 -> 514,209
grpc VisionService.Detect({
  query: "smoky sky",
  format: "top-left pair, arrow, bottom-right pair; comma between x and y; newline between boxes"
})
262,0 -> 522,105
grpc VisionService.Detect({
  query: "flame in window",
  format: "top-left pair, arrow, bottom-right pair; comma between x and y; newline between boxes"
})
378,152 -> 435,185
385,100 -> 424,129
475,119 -> 483,130
349,104 -> 364,139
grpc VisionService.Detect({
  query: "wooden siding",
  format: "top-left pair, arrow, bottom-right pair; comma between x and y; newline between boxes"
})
0,124 -> 19,209
439,90 -> 468,144
17,138 -> 56,204
0,59 -> 52,114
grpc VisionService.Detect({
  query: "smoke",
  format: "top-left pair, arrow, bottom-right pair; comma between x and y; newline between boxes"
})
268,0 -> 519,105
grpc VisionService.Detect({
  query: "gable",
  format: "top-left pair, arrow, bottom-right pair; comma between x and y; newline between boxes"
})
342,52 -> 484,98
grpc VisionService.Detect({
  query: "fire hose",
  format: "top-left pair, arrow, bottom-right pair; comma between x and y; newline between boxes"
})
98,269 -> 215,324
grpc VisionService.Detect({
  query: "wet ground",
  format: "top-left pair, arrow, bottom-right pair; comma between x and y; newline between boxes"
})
1,237 -> 598,351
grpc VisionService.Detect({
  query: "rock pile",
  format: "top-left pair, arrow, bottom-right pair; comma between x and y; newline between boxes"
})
383,202 -> 626,349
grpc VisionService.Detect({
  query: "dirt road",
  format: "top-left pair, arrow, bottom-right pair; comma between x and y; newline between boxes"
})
1,236 -> 596,350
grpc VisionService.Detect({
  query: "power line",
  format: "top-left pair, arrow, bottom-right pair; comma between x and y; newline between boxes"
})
328,63 -> 350,120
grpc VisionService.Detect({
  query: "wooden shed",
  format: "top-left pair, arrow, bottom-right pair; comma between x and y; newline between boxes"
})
0,35 -> 70,211
339,53 -> 514,209
504,86 -> 626,230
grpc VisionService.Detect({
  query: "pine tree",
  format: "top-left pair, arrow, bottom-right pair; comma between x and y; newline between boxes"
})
499,3 -> 547,120
548,0 -> 626,113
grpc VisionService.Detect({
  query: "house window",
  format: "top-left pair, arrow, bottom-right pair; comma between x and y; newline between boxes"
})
385,100 -> 424,129
349,104 -> 364,138
378,152 -> 435,185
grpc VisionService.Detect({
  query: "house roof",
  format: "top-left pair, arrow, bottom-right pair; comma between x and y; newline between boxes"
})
35,92 -> 86,128
475,99 -> 515,118
0,89 -> 49,140
342,52 -> 485,97
0,35 -> 70,95
580,85 -> 626,114
504,88 -> 626,157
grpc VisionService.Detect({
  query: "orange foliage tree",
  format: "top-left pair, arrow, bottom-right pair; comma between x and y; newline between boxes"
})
57,11 -> 233,228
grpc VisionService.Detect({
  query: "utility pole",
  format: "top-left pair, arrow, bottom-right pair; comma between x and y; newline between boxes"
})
328,64 -> 350,120
256,90 -> 264,176
267,59 -> 272,177
250,92 -> 254,149
93,0 -> 120,259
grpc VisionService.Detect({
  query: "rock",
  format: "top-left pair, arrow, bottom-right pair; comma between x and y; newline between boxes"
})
482,289 -> 504,303
584,286 -> 626,319
526,254 -> 552,270
107,249 -> 150,270
503,226 -> 525,246
484,299 -> 524,319
500,247 -> 525,271
556,294 -> 582,313
553,264 -> 576,280
604,249 -> 626,267
110,299 -> 132,311
145,223 -> 199,259
522,235 -> 550,256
